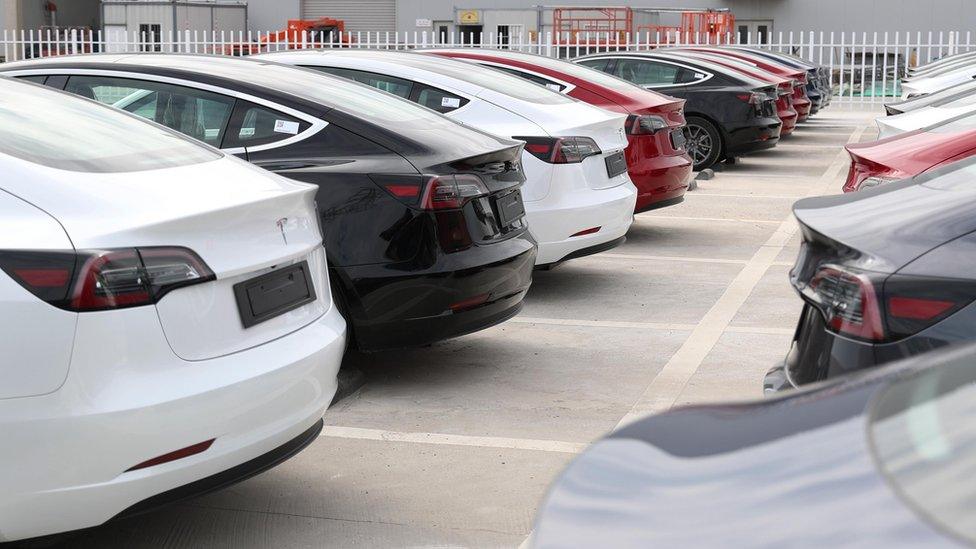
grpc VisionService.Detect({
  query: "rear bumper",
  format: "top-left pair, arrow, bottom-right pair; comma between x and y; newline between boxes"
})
0,305 -> 346,542
343,235 -> 537,351
526,179 -> 637,265
625,134 -> 692,213
724,117 -> 782,156
778,108 -> 799,136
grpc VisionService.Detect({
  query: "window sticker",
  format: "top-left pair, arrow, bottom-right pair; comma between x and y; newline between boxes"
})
441,97 -> 462,108
274,119 -> 300,134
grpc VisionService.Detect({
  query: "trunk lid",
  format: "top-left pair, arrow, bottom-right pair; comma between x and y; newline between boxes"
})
793,166 -> 976,274
4,156 -> 328,360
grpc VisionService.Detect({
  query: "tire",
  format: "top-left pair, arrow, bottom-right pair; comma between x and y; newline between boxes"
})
685,116 -> 723,171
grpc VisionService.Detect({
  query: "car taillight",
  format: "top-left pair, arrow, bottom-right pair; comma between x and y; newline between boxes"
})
371,174 -> 489,210
516,136 -> 602,164
625,114 -> 669,135
0,247 -> 214,312
735,92 -> 764,105
807,266 -> 976,342
810,266 -> 885,341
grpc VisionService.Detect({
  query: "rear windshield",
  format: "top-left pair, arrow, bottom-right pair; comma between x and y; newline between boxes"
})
869,355 -> 976,543
392,54 -> 574,105
0,78 -> 219,173
484,51 -> 645,93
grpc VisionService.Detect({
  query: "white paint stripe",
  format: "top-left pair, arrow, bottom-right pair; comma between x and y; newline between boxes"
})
686,192 -> 800,199
615,124 -> 868,429
594,253 -> 748,265
638,215 -> 782,224
319,426 -> 586,454
510,316 -> 795,336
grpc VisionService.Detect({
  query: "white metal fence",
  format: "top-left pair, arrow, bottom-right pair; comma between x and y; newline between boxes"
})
3,28 -> 975,103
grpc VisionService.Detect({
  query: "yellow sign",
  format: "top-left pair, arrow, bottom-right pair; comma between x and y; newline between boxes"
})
458,10 -> 480,25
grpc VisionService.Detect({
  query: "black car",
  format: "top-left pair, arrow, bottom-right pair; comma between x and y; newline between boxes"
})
0,55 -> 537,351
532,342 -> 976,548
766,157 -> 976,392
575,51 -> 781,170
727,46 -> 833,113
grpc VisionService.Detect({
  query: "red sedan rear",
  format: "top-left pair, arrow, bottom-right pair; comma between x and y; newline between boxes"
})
679,47 -> 812,122
844,113 -> 976,192
423,48 -> 693,214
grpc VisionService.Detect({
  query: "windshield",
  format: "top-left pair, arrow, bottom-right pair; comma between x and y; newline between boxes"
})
0,77 -> 218,173
869,354 -> 976,543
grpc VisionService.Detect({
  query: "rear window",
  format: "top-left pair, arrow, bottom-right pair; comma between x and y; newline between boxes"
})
493,53 -> 642,93
869,355 -> 976,543
0,78 -> 219,173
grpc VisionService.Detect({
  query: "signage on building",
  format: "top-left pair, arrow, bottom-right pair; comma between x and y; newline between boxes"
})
457,10 -> 480,25
416,18 -> 432,28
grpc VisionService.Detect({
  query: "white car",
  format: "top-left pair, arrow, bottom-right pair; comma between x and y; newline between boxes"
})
0,77 -> 346,541
258,49 -> 637,267
901,62 -> 976,99
878,89 -> 976,139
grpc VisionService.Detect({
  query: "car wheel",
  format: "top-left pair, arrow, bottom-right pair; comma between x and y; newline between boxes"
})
685,116 -> 722,171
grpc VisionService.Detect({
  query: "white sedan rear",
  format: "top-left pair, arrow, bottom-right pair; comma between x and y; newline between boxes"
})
0,77 -> 345,541
259,50 -> 637,267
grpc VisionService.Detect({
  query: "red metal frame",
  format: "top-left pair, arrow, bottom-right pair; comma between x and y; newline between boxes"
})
552,7 -> 633,45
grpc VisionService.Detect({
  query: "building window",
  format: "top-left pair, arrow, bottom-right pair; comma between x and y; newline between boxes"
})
139,24 -> 162,52
497,25 -> 524,48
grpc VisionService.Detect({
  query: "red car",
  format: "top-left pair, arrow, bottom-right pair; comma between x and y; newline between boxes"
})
667,50 -> 798,136
844,114 -> 976,192
423,48 -> 693,214
679,47 -> 812,122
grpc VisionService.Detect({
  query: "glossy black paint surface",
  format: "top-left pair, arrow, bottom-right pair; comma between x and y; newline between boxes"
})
1,54 -> 537,350
774,159 -> 976,387
576,51 -> 782,158
534,345 -> 976,548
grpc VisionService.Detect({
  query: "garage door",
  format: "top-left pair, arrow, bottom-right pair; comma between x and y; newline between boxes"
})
301,0 -> 396,33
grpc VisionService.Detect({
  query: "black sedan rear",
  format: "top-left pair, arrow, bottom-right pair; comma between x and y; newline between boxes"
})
0,54 -> 537,351
766,158 -> 976,392
575,51 -> 781,170
532,343 -> 976,548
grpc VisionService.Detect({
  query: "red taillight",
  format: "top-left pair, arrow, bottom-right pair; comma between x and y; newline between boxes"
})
371,174 -> 489,211
888,296 -> 954,320
450,293 -> 489,312
625,114 -> 669,135
735,92 -> 763,105
516,136 -> 602,164
810,266 -> 885,341
126,439 -> 215,472
0,247 -> 215,312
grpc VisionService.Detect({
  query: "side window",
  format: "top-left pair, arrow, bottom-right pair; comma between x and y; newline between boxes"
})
304,66 -> 413,99
17,75 -> 47,85
675,67 -> 707,84
576,58 -> 610,72
492,66 -> 567,92
224,101 -> 311,149
613,59 -> 678,86
64,75 -> 235,147
413,85 -> 469,113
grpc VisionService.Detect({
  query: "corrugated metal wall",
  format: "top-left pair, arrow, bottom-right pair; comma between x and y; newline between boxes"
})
301,0 -> 395,32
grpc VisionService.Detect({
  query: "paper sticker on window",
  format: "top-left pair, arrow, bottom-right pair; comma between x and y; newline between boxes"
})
694,73 -> 706,79
546,83 -> 562,91
274,120 -> 300,135
441,97 -> 461,108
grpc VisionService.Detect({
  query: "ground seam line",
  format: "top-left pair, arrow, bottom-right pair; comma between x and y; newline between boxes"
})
319,426 -> 587,454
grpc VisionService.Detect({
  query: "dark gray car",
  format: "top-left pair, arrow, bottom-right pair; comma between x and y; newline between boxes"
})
767,157 -> 976,392
532,343 -> 976,548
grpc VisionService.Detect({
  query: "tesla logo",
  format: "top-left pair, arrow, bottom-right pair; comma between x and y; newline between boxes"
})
276,217 -> 288,245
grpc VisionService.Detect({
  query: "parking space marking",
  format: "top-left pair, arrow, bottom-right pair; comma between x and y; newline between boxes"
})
639,215 -> 782,224
511,316 -> 795,336
595,253 -> 749,265
615,123 -> 868,429
685,192 -> 800,199
319,426 -> 586,454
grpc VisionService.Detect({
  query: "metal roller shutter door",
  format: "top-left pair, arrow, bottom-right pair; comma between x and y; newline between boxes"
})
301,0 -> 396,32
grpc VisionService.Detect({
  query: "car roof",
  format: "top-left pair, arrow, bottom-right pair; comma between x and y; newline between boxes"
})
580,50 -> 767,89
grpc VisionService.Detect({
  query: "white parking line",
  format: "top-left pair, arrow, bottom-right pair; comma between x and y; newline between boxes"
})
319,426 -> 587,454
639,215 -> 782,224
685,192 -> 800,199
595,253 -> 748,265
510,317 -> 795,336
615,124 -> 868,429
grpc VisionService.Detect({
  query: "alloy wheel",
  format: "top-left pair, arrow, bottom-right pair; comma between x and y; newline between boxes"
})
686,124 -> 713,166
